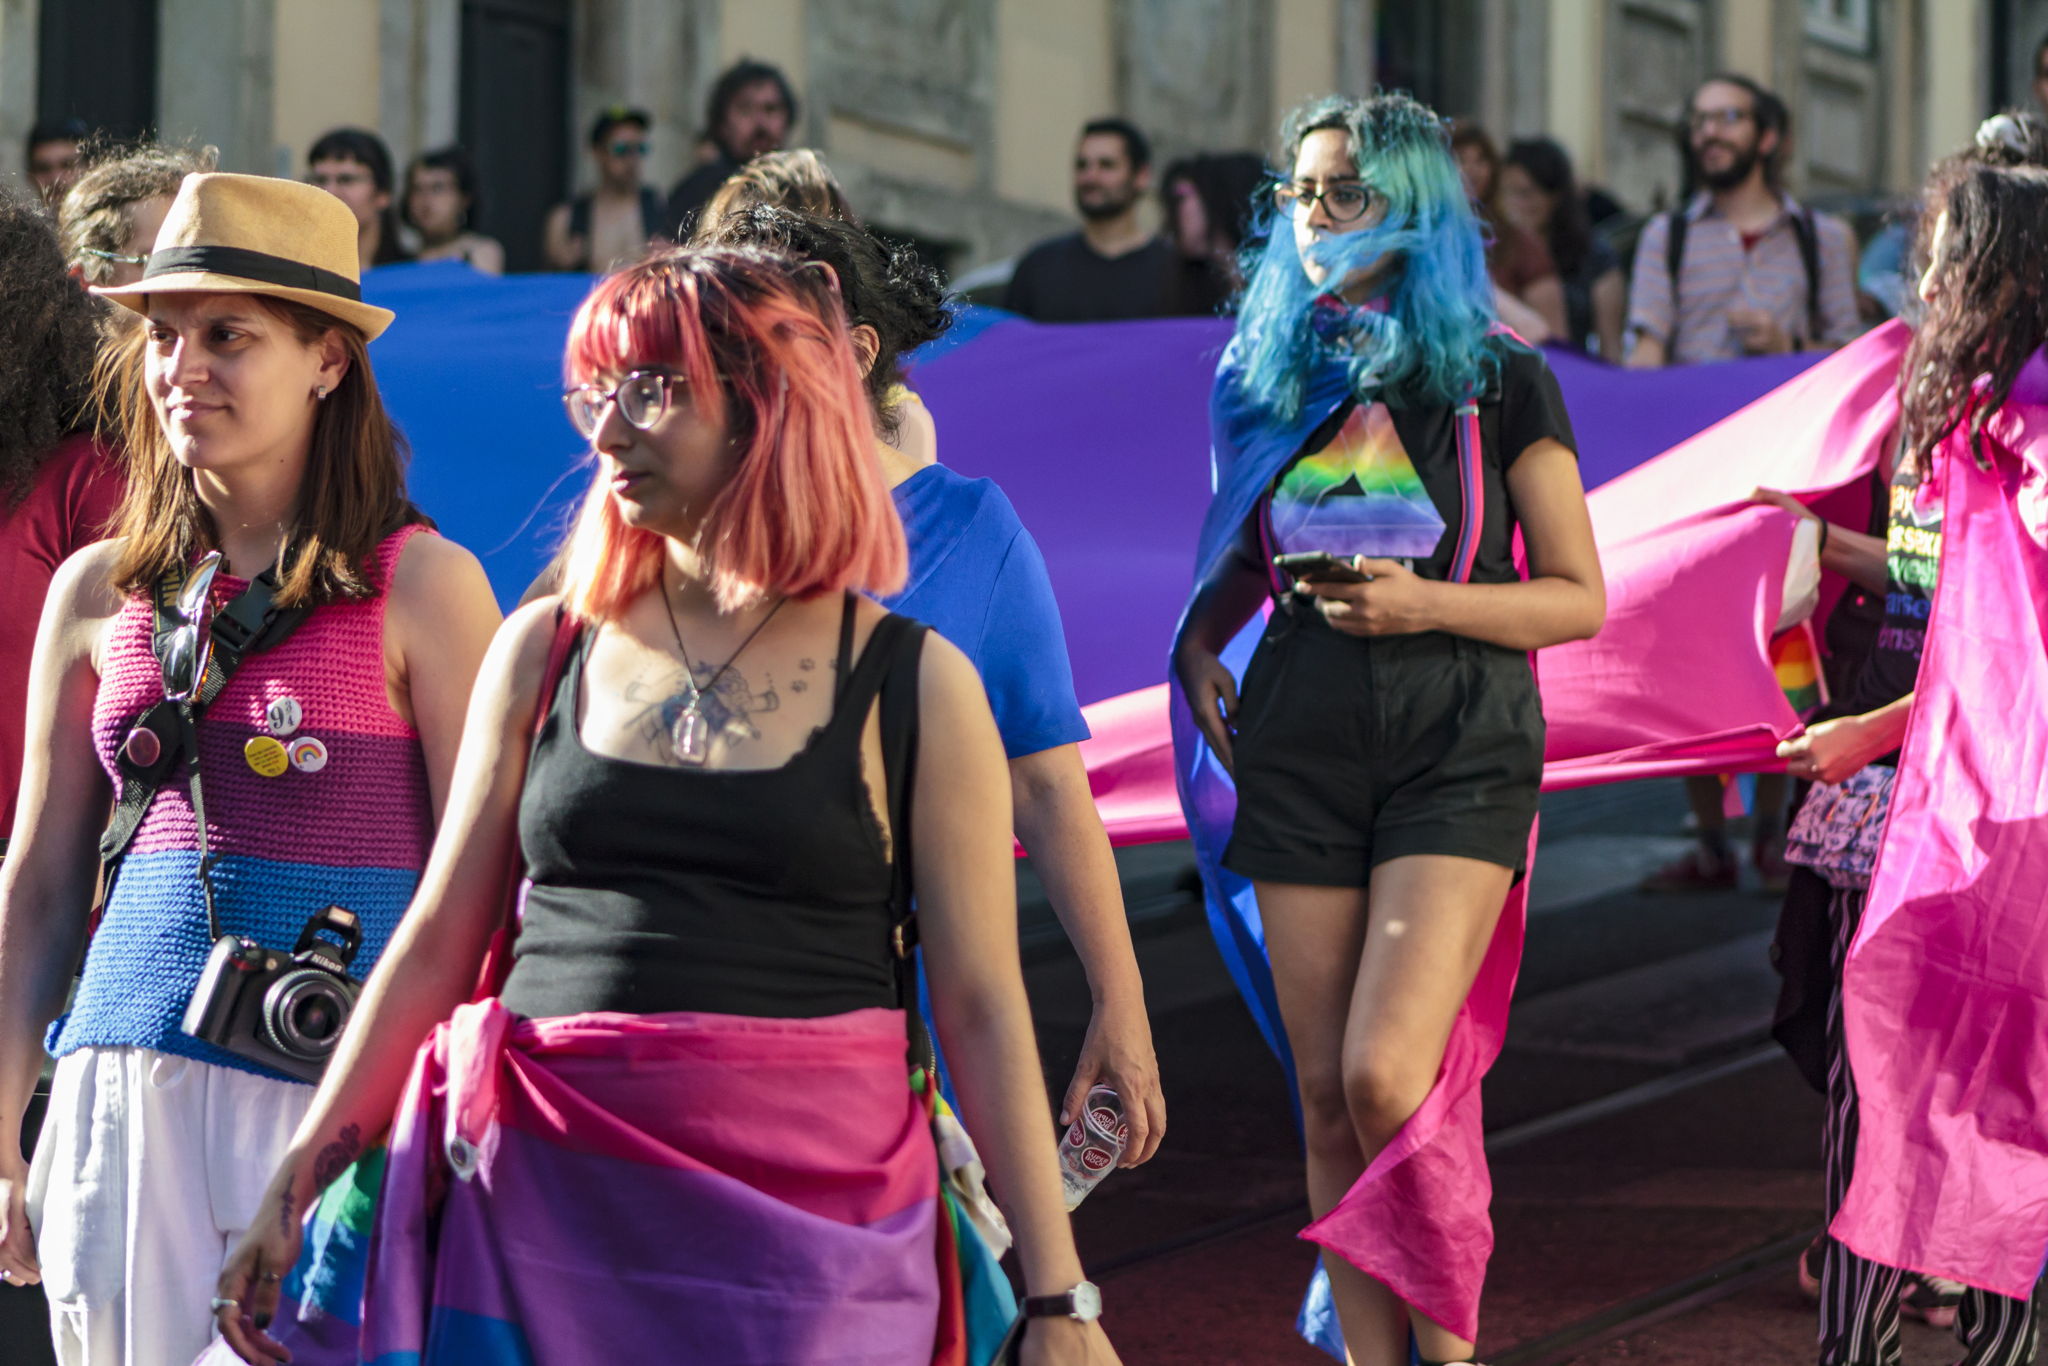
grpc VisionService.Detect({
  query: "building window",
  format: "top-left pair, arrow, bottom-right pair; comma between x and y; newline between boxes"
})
1803,0 -> 1871,51
38,0 -> 159,141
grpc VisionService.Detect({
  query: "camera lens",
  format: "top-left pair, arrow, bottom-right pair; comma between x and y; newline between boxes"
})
262,969 -> 356,1062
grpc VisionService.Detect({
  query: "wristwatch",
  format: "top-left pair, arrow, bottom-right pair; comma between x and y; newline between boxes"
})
1022,1280 -> 1102,1322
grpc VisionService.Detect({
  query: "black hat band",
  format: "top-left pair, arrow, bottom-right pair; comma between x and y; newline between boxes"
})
144,245 -> 362,302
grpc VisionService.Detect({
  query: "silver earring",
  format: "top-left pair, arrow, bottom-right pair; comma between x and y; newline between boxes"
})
315,386 -> 328,400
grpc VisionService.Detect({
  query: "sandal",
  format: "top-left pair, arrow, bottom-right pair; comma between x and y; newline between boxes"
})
1899,1271 -> 1964,1328
1797,1233 -> 1824,1301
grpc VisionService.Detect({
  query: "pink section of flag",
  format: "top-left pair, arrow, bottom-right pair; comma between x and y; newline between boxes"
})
1833,350 -> 2048,1297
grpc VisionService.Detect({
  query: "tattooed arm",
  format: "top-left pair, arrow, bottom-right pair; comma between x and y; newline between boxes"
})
213,601 -> 564,1365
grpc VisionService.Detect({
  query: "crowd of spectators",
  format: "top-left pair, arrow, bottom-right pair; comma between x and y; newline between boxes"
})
21,40 -> 2048,350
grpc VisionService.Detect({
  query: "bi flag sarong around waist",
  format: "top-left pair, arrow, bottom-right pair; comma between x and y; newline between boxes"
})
355,1000 -> 944,1365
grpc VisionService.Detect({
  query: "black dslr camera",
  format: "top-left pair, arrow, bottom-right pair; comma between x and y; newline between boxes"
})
182,906 -> 364,1083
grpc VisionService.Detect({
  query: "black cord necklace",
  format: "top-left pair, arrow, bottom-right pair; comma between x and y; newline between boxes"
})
658,573 -> 785,766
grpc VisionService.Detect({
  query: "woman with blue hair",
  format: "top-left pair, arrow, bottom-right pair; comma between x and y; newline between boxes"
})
1171,93 -> 1604,1365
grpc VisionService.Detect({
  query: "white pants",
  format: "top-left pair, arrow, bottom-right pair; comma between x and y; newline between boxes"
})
25,1047 -> 310,1366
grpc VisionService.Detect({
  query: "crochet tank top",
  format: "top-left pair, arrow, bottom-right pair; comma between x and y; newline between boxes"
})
52,525 -> 434,1081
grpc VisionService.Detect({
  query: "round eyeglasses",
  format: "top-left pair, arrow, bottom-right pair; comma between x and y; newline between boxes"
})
81,246 -> 150,269
1275,180 -> 1376,224
563,370 -> 678,439
161,552 -> 224,705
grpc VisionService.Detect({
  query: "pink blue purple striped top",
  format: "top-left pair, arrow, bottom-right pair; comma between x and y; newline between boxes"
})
52,525 -> 434,1080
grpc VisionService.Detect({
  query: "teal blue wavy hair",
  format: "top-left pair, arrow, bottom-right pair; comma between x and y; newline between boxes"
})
1230,92 -> 1497,421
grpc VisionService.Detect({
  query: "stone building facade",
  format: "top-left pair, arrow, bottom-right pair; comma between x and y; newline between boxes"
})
0,0 -> 2022,275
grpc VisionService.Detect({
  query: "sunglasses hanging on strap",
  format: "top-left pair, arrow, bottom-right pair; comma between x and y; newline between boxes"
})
98,554 -> 311,896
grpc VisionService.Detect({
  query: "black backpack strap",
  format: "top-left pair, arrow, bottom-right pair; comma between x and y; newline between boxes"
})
1662,210 -> 1689,350
876,615 -> 932,1072
1663,210 -> 1689,288
567,193 -> 591,242
1790,206 -> 1823,346
639,186 -> 666,240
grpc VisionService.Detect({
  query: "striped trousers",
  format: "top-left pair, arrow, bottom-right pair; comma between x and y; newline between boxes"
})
1819,883 -> 2038,1366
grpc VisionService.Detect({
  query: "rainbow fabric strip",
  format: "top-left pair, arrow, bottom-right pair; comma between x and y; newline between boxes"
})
1771,622 -> 1825,714
1268,402 -> 1448,561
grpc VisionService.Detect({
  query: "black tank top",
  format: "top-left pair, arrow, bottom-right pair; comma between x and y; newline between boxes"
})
499,599 -> 921,1020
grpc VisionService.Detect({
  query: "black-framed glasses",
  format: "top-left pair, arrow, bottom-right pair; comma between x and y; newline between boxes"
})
1274,179 -> 1377,224
82,246 -> 150,268
563,370 -> 678,438
162,552 -> 224,704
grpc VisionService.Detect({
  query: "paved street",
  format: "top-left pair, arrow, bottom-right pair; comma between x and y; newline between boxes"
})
1030,779 -> 2015,1365
0,779 -> 2015,1365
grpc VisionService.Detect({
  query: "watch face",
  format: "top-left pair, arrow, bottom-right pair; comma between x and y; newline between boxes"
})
1072,1280 -> 1103,1321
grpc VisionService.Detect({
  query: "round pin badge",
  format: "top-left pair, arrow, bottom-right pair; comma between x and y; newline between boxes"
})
121,726 -> 161,768
243,735 -> 290,778
287,736 -> 328,774
265,697 -> 304,737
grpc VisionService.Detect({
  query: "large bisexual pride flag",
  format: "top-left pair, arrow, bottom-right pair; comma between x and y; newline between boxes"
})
362,260 -> 1838,838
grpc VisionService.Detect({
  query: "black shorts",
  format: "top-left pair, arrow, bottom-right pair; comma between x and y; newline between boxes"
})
1223,601 -> 1544,887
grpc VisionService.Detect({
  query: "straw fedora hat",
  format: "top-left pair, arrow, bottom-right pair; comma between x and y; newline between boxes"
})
96,172 -> 396,340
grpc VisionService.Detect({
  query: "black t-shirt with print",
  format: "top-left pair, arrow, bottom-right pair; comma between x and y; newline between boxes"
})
1842,460 -> 1942,720
1263,334 -> 1577,586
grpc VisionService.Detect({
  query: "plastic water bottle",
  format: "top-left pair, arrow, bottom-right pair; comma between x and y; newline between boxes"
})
1058,1085 -> 1128,1211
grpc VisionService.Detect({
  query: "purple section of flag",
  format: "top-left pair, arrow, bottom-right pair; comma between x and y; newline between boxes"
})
361,1002 -> 946,1366
356,266 -> 1823,711
418,1125 -> 940,1361
913,315 -> 1819,705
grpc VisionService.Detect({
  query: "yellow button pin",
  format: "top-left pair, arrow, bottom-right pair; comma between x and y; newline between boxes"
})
243,735 -> 290,778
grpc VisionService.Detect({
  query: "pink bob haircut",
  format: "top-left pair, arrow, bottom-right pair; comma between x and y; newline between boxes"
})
554,245 -> 907,620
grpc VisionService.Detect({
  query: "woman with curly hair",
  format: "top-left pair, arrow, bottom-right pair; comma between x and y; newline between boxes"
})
59,141 -> 216,289
0,187 -> 122,843
695,147 -> 857,233
1173,93 -> 1604,1364
703,203 -> 1165,1162
1756,143 -> 2048,1366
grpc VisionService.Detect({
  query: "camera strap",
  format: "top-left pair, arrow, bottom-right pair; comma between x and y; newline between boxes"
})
98,563 -> 311,925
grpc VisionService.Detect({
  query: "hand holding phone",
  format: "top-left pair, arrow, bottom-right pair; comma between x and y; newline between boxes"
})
1272,551 -> 1369,584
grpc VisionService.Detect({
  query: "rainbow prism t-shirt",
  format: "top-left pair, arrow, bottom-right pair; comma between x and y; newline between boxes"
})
1266,401 -> 1447,561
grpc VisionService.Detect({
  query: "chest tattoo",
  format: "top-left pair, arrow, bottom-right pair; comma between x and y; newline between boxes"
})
622,663 -> 781,763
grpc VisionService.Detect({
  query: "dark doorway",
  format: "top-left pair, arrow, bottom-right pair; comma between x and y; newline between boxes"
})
1375,0 -> 1484,124
460,0 -> 571,272
37,0 -> 158,142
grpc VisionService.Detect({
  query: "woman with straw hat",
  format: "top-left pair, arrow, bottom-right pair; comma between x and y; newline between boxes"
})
0,172 -> 500,1366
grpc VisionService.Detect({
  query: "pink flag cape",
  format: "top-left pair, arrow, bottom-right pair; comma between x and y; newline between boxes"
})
1834,349 -> 2048,1298
1085,322 -> 1912,1347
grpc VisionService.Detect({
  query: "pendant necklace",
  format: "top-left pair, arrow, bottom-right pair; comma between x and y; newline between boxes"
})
658,574 -> 785,766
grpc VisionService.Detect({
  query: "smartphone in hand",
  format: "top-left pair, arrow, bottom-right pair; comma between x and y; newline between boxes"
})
1273,551 -> 1368,584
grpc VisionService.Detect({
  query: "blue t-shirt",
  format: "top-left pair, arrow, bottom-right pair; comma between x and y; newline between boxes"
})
882,466 -> 1090,758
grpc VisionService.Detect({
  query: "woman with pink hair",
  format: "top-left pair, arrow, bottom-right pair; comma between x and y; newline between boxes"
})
213,246 -> 1118,1365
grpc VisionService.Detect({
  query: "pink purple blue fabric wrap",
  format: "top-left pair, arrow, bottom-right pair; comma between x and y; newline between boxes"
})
357,1000 -> 943,1364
